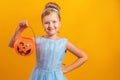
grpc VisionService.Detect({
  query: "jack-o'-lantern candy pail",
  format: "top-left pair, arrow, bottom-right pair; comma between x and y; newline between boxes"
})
14,37 -> 35,56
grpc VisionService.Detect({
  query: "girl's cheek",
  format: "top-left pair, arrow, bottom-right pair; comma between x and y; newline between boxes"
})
43,25 -> 48,29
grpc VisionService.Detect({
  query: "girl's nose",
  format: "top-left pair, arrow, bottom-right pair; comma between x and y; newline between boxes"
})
49,22 -> 54,28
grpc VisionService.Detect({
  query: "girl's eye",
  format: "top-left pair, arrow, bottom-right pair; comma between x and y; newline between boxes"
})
44,22 -> 49,24
53,21 -> 56,23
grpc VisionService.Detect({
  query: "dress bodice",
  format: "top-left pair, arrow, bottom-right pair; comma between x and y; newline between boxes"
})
35,36 -> 67,71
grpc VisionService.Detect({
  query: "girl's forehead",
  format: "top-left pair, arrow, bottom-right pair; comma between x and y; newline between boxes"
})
43,12 -> 59,20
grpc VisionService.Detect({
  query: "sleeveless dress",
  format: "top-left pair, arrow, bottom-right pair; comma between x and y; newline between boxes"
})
30,36 -> 67,80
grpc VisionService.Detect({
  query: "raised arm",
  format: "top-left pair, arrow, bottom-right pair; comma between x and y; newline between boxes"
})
62,40 -> 88,73
8,20 -> 29,48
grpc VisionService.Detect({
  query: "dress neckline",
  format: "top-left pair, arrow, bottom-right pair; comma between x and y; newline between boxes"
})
41,36 -> 64,41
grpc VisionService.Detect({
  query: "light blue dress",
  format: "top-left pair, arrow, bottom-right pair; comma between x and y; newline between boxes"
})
30,36 -> 67,80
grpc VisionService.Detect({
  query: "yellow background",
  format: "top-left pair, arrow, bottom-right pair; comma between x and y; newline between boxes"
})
0,0 -> 120,80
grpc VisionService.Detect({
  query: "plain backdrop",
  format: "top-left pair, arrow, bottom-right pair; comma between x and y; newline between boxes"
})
0,0 -> 120,80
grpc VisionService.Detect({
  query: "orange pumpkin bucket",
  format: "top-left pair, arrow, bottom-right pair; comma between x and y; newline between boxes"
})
14,37 -> 35,56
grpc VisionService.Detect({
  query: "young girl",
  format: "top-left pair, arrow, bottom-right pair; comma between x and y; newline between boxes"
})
8,2 -> 88,80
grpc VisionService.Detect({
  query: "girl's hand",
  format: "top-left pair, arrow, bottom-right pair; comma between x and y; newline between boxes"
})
61,65 -> 68,74
18,20 -> 29,29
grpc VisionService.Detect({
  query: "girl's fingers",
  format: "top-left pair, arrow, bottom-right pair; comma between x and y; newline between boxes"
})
19,20 -> 29,28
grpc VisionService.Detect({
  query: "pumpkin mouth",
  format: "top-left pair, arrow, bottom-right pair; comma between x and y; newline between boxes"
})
17,46 -> 31,55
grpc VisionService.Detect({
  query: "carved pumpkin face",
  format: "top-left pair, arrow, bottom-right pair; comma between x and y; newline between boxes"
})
14,37 -> 35,56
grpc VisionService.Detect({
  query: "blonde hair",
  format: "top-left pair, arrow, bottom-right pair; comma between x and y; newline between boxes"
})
41,2 -> 61,21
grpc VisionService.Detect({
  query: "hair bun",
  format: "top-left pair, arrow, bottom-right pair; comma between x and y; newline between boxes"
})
45,2 -> 60,11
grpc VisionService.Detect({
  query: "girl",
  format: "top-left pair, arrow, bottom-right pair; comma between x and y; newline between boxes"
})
8,2 -> 88,80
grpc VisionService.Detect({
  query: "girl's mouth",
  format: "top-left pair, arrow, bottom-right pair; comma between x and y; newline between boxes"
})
48,28 -> 54,31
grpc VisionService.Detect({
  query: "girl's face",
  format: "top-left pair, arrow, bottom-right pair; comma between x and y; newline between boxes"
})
42,12 -> 61,36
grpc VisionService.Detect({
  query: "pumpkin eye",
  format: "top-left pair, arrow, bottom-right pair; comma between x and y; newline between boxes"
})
26,43 -> 31,47
19,42 -> 24,46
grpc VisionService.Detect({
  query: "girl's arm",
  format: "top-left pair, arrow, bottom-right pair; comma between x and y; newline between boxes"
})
8,20 -> 29,48
62,40 -> 88,73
